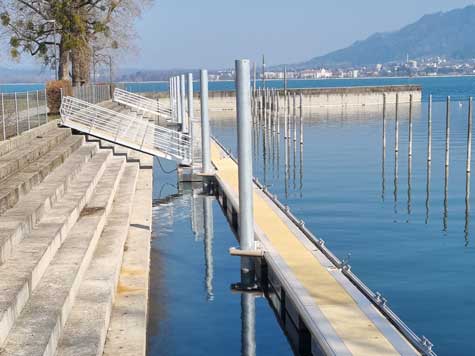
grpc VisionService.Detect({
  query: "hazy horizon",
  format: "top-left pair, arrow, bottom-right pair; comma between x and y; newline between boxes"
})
1,0 -> 474,72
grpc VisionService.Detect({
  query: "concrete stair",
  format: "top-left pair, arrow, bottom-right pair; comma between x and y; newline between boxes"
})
0,126 -> 71,182
0,117 -> 152,356
0,134 -> 85,215
55,163 -> 139,356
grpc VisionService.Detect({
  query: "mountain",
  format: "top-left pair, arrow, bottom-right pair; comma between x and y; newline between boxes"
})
298,5 -> 475,68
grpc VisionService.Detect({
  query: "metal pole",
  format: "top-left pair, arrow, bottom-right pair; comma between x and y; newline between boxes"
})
187,73 -> 194,134
445,96 -> 451,167
382,94 -> 386,152
276,91 -> 280,135
180,74 -> 186,132
36,90 -> 40,127
1,94 -> 5,140
468,97 -> 473,173
293,92 -> 297,141
177,76 -> 182,125
235,59 -> 255,285
408,94 -> 413,156
14,92 -> 19,135
44,88 -> 48,123
201,69 -> 211,174
26,92 -> 30,130
300,92 -> 303,144
284,65 -> 287,96
427,95 -> 432,162
395,93 -> 399,153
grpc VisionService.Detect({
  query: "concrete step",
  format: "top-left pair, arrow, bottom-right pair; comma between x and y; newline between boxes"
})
0,121 -> 59,158
103,154 -> 153,356
56,163 -> 139,356
0,126 -> 71,181
86,136 -> 132,159
0,157 -> 125,356
0,151 -> 114,346
0,143 -> 102,265
0,134 -> 84,215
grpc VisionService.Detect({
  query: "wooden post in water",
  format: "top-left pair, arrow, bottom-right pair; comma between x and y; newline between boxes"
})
445,96 -> 451,167
395,93 -> 399,153
408,94 -> 413,157
427,95 -> 432,162
467,97 -> 473,173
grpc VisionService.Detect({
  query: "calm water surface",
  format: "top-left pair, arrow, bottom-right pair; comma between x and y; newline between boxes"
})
148,169 -> 293,355
211,97 -> 475,356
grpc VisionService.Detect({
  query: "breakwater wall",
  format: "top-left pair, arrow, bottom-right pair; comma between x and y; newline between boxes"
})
151,85 -> 421,116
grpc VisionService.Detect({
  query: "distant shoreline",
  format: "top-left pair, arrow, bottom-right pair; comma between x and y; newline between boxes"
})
1,73 -> 474,86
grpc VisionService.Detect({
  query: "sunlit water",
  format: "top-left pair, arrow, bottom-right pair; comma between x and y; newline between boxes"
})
212,97 -> 475,356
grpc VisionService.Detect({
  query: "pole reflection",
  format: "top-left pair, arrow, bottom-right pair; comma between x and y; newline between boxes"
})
443,165 -> 449,232
203,195 -> 214,301
425,160 -> 431,224
241,292 -> 256,356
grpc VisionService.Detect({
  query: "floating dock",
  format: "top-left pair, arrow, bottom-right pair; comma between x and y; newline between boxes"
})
211,139 -> 430,356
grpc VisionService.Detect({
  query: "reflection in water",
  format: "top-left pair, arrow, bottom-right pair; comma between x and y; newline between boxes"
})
284,137 -> 290,198
293,140 -> 297,190
425,160 -> 431,224
393,151 -> 399,215
300,144 -> 304,198
444,166 -> 449,232
203,195 -> 214,301
241,291 -> 256,356
407,156 -> 412,218
465,172 -> 471,245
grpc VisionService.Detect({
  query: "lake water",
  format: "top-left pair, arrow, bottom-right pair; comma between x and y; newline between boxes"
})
148,169 -> 293,356
5,75 -> 475,100
211,92 -> 475,355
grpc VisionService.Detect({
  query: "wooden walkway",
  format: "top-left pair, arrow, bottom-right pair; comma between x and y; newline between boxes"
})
211,140 -> 421,356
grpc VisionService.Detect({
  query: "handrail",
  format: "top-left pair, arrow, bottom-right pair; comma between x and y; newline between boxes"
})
60,96 -> 191,165
113,88 -> 173,119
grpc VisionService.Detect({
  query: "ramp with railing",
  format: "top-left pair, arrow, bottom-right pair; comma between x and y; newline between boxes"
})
113,88 -> 173,120
60,96 -> 191,165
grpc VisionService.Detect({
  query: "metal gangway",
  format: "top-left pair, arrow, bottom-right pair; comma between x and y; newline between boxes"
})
113,88 -> 173,120
60,96 -> 191,165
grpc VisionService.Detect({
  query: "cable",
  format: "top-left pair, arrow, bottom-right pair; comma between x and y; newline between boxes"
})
154,156 -> 177,174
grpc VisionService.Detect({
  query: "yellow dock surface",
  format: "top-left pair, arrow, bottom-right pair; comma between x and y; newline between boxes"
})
211,141 -> 418,356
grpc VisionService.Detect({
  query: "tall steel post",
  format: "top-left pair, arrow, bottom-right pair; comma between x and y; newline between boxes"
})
180,74 -> 187,132
236,59 -> 255,286
187,73 -> 194,136
201,69 -> 211,174
187,73 -> 194,119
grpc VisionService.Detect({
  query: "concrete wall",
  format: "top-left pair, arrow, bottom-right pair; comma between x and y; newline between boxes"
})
148,84 -> 422,119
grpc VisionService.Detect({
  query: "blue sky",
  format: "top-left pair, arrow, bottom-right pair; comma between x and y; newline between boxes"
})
125,0 -> 475,69
2,0 -> 475,70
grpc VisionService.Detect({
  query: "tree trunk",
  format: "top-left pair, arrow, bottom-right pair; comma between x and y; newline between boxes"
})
58,38 -> 70,81
71,42 -> 92,86
71,47 -> 81,86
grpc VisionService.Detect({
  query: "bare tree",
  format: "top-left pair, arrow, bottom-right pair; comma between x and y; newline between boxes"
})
0,0 -> 152,84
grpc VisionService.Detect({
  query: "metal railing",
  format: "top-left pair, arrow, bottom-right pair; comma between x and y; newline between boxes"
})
73,84 -> 116,104
0,90 -> 48,141
60,96 -> 191,165
113,88 -> 172,119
